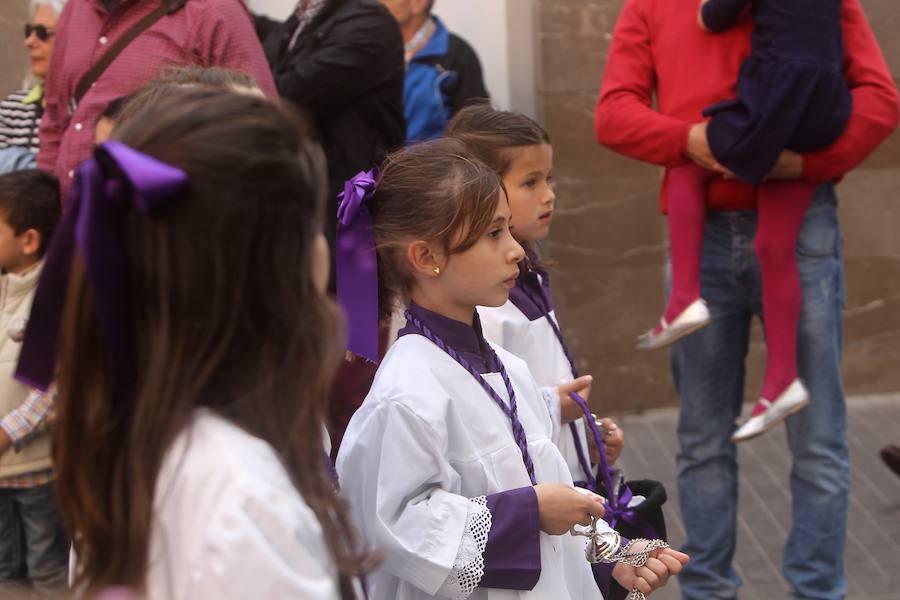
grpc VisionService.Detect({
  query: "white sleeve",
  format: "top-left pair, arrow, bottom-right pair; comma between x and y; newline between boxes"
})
337,401 -> 482,596
180,485 -> 345,600
540,385 -> 562,445
435,496 -> 492,599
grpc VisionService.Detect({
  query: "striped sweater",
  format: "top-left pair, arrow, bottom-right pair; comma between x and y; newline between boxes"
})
0,88 -> 42,154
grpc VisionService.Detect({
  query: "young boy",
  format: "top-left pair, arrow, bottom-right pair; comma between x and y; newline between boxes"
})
0,169 -> 65,594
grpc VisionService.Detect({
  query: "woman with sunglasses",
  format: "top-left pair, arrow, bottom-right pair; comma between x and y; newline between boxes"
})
0,1 -> 66,174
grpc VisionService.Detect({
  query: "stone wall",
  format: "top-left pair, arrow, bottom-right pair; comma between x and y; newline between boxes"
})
0,0 -> 30,98
538,0 -> 900,413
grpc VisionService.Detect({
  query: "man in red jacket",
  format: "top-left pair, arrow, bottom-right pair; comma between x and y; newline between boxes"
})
595,1 -> 898,599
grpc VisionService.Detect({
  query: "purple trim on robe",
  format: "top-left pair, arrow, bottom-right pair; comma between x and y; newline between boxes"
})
508,267 -> 554,322
590,535 -> 631,600
480,487 -> 542,590
592,563 -> 630,600
398,302 -> 495,374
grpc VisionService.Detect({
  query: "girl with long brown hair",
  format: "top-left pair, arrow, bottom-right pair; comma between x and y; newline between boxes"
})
15,86 -> 368,598
334,138 -> 687,600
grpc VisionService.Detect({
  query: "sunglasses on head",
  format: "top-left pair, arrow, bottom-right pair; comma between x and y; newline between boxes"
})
24,24 -> 54,42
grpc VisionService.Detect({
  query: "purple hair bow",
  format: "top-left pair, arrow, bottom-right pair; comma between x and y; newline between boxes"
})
16,141 -> 189,396
335,169 -> 379,363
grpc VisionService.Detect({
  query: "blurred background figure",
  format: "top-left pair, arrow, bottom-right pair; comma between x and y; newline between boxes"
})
380,0 -> 488,142
256,0 -> 405,238
256,0 -> 406,453
0,0 -> 66,175
0,169 -> 65,598
38,0 -> 275,198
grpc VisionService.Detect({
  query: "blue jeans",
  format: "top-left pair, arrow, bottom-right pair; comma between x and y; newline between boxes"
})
670,184 -> 849,600
0,482 -> 69,593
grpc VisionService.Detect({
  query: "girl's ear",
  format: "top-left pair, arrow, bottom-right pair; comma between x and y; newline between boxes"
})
406,240 -> 443,278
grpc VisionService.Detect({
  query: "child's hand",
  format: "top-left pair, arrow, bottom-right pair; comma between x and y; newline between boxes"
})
600,418 -> 625,465
558,376 -> 593,424
533,484 -> 605,535
612,544 -> 690,596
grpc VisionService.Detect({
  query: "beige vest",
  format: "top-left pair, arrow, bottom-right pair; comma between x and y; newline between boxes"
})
0,262 -> 52,479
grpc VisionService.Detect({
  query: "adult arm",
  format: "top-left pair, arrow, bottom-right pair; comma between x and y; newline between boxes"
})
37,0 -> 75,173
595,0 -> 692,166
274,5 -> 402,118
801,0 -> 900,182
196,0 -> 279,98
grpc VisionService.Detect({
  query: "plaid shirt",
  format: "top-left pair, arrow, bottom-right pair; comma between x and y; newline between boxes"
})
0,389 -> 55,489
39,0 -> 277,198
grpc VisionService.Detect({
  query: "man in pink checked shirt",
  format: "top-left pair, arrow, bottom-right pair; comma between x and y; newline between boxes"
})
38,0 -> 277,198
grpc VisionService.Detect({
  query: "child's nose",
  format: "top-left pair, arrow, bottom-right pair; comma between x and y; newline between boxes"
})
510,238 -> 526,262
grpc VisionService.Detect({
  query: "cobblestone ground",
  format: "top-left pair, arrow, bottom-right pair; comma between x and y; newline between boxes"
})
615,394 -> 900,600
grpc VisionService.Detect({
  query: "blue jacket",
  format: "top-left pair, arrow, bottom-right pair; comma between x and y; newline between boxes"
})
404,17 -> 489,142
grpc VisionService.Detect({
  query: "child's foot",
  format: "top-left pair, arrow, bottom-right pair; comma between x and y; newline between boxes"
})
731,379 -> 809,443
637,298 -> 710,350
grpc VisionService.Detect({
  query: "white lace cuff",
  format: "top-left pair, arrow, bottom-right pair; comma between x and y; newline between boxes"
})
436,496 -> 492,599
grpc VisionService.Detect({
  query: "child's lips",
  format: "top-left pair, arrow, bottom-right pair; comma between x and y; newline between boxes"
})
539,210 -> 553,221
503,273 -> 519,288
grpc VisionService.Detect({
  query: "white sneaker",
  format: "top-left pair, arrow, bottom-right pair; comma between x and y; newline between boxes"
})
637,298 -> 711,350
731,379 -> 810,443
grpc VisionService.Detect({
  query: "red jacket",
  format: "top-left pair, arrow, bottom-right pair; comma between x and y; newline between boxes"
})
595,0 -> 899,212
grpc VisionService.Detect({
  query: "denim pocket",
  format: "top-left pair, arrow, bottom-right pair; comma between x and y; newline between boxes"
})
796,188 -> 839,258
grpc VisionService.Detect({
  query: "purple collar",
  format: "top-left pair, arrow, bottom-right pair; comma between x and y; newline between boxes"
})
508,266 -> 554,321
399,302 -> 496,375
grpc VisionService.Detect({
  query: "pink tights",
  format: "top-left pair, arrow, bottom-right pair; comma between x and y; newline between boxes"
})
665,163 -> 815,408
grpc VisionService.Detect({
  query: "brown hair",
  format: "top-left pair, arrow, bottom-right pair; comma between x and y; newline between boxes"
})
104,68 -> 261,135
0,169 -> 60,256
154,65 -> 259,91
445,103 -> 551,176
370,138 -> 504,320
54,87 -> 368,597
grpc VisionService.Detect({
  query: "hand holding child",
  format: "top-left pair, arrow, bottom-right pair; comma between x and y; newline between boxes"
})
534,484 -> 605,535
686,122 -> 734,178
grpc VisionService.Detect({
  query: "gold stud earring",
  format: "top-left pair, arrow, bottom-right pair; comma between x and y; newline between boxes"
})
433,266 -> 441,276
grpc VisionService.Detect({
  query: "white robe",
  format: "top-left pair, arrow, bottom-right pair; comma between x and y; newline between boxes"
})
147,409 -> 348,599
336,334 -> 608,600
478,300 -> 592,486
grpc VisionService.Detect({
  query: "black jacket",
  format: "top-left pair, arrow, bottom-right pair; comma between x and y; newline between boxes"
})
258,0 -> 406,243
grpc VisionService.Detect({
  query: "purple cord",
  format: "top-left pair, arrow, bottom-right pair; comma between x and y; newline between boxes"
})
517,273 -> 618,500
404,310 -> 537,486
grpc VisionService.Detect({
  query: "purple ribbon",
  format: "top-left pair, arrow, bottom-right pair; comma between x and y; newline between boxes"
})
16,141 -> 188,395
335,169 -> 379,363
